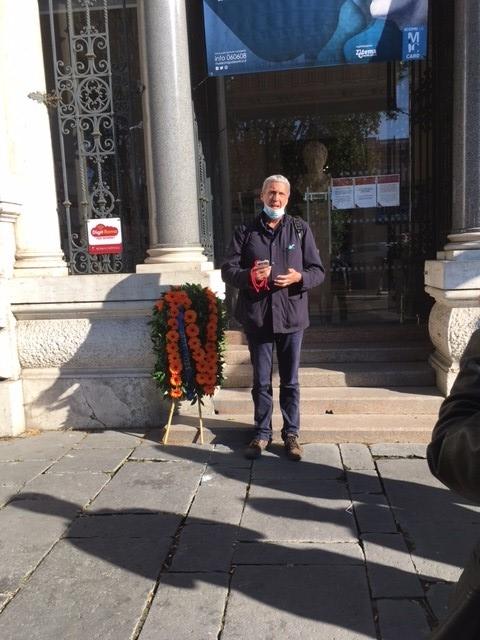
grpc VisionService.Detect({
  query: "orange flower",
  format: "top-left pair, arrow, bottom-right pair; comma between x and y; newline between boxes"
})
168,305 -> 179,318
207,320 -> 217,332
167,318 -> 179,329
166,343 -> 178,355
206,353 -> 217,365
186,324 -> 200,337
164,292 -> 175,303
184,310 -> 197,324
170,373 -> 182,386
205,342 -> 216,353
155,300 -> 164,311
170,387 -> 183,399
191,350 -> 205,364
195,373 -> 207,385
207,331 -> 217,342
169,361 -> 183,374
166,329 -> 180,342
188,337 -> 201,350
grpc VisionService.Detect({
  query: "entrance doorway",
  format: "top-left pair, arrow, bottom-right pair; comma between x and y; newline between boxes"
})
221,62 -> 424,326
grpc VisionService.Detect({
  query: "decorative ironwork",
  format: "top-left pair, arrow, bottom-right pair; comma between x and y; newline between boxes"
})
48,0 -> 123,274
194,113 -> 214,261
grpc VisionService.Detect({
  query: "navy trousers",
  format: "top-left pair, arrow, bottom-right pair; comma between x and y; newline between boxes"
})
246,330 -> 304,441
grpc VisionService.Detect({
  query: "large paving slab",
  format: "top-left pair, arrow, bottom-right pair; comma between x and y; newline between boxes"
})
15,469 -> 110,507
251,443 -> 343,481
401,521 -> 480,582
138,573 -> 229,640
0,432 -> 83,461
66,512 -> 181,540
241,479 -> 357,542
353,494 -> 397,534
376,599 -> 430,640
233,541 -> 364,565
377,459 -> 480,525
222,566 -> 377,639
187,468 -> 249,525
86,460 -> 203,514
169,523 -> 238,572
0,538 -> 168,640
427,583 -> 455,625
0,460 -> 52,487
340,443 -> 376,470
130,442 -> 214,464
371,443 -> 427,458
362,533 -> 424,598
0,498 -> 73,593
46,447 -> 133,474
75,429 -> 146,449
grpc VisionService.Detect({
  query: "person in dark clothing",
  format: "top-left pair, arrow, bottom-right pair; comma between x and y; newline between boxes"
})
221,174 -> 324,461
427,328 -> 480,639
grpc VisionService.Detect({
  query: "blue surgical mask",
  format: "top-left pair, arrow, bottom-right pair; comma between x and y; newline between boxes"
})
263,204 -> 285,219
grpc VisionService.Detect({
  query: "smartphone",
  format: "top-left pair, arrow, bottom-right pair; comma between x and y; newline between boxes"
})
256,259 -> 270,267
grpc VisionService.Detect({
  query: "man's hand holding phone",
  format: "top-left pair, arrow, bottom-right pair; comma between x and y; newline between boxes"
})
254,259 -> 271,283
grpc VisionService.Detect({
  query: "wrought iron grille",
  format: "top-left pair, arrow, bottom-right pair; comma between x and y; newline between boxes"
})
40,0 -> 148,274
194,114 -> 214,262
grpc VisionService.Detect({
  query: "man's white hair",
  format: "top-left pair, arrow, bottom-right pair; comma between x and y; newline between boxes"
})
262,174 -> 291,194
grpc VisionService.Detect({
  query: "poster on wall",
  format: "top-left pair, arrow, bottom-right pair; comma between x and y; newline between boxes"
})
203,0 -> 428,77
331,178 -> 354,210
377,174 -> 400,207
354,176 -> 377,208
87,218 -> 123,255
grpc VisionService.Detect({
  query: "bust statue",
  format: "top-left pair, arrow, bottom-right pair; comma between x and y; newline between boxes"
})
298,141 -> 330,194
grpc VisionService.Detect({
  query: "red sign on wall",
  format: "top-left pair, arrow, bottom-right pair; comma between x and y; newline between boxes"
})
87,218 -> 123,255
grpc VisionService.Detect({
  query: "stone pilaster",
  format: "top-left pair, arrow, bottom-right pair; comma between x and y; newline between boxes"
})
0,206 -> 25,436
425,0 -> 480,394
136,0 -> 207,269
0,0 -> 66,277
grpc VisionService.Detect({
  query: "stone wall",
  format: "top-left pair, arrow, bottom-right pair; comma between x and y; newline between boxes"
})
9,270 -> 223,431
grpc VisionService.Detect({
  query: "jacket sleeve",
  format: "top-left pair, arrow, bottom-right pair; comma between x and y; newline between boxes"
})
221,225 -> 252,290
299,222 -> 325,291
427,329 -> 480,503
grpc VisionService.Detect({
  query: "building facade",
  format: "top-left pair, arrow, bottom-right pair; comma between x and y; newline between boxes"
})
1,0 -> 479,436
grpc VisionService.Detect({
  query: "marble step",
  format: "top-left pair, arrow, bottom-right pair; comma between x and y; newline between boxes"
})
225,325 -> 430,345
223,362 -> 435,388
158,413 -> 437,445
224,343 -> 431,364
212,386 -> 443,415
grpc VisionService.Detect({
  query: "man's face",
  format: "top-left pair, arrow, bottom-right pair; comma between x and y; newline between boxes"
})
260,181 -> 290,209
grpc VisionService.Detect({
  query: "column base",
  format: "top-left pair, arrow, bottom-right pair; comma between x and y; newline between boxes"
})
14,250 -> 68,277
0,379 -> 25,437
425,249 -> 480,394
141,245 -> 208,265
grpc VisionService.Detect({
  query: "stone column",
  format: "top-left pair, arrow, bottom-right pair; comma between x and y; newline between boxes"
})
0,0 -> 67,277
136,0 -> 206,268
425,0 -> 480,394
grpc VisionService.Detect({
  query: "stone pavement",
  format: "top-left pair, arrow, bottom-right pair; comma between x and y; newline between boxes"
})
0,431 -> 479,639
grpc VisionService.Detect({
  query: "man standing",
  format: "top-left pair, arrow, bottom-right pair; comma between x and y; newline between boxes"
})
221,175 -> 324,460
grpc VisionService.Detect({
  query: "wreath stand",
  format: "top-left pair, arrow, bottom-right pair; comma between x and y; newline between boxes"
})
162,399 -> 204,445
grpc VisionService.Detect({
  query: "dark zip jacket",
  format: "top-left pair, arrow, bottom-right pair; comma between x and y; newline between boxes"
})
221,213 -> 324,334
427,329 -> 480,639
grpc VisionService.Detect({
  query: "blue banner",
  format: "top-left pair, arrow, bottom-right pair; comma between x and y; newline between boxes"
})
203,0 -> 428,76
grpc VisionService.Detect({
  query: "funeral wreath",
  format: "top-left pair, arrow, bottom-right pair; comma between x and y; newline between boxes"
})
151,284 -> 226,403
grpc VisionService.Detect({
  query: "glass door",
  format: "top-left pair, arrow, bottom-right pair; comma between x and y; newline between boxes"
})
222,61 -> 424,325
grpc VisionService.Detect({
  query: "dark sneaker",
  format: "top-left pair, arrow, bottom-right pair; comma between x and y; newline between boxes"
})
284,435 -> 303,461
244,438 -> 271,460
